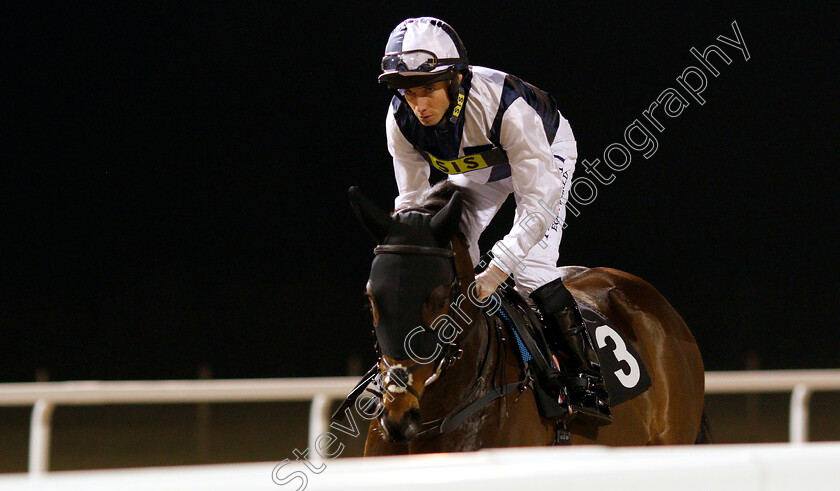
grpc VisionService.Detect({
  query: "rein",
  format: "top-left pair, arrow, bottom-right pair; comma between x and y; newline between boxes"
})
411,314 -> 523,440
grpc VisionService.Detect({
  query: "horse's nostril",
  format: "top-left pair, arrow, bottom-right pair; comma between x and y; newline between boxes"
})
402,409 -> 422,439
380,408 -> 422,443
380,414 -> 405,443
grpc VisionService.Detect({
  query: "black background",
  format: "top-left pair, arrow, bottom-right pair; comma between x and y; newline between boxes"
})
3,2 -> 838,382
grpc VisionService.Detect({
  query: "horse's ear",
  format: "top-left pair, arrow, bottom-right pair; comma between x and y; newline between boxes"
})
430,191 -> 462,246
348,186 -> 391,244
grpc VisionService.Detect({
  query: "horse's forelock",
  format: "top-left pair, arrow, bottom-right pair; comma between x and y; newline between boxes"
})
410,181 -> 476,240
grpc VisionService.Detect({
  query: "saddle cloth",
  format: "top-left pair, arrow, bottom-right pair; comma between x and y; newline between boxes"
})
496,287 -> 651,407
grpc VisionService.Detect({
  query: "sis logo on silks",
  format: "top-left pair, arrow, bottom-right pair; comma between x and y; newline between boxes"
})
429,153 -> 490,174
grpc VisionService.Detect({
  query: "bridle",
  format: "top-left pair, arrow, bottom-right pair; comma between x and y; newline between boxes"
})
372,241 -> 468,395
368,232 -> 525,440
331,206 -> 527,440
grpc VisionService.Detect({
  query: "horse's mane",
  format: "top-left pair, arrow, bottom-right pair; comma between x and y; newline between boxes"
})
409,181 -> 478,239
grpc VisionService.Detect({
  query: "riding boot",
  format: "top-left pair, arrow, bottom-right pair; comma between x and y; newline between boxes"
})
531,277 -> 612,426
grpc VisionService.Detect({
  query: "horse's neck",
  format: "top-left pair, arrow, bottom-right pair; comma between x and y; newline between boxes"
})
451,235 -> 478,321
444,234 -> 497,390
421,306 -> 497,420
419,234 -> 509,419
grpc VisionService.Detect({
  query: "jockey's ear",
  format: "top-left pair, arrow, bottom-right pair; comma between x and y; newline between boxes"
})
349,186 -> 391,244
430,191 -> 462,246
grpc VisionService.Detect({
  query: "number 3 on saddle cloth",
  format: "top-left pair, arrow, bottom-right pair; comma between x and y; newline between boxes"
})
494,287 -> 652,419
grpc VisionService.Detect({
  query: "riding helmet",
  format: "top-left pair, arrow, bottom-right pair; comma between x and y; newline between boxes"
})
379,17 -> 469,90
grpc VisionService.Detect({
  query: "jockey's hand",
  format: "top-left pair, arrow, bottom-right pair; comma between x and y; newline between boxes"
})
475,264 -> 508,301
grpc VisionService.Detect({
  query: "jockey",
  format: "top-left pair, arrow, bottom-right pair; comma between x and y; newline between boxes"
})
379,17 -> 611,425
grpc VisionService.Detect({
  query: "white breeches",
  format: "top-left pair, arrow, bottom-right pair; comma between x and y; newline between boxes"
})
448,156 -> 575,298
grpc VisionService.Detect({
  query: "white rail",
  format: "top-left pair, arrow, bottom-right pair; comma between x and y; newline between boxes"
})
0,443 -> 839,490
0,377 -> 355,475
0,370 -> 838,474
704,369 -> 840,443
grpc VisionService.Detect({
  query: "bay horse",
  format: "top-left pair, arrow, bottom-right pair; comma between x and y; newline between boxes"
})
348,182 -> 706,455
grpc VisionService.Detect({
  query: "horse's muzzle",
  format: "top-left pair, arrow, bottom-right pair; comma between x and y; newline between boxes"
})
380,408 -> 422,443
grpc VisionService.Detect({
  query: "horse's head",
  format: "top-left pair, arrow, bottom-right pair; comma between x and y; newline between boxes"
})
349,185 -> 471,443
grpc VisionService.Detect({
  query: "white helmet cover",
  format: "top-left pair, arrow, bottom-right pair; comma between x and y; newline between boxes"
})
379,17 -> 468,87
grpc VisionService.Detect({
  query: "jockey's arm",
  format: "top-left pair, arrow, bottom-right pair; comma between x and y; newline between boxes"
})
386,107 -> 430,210
485,100 -> 571,291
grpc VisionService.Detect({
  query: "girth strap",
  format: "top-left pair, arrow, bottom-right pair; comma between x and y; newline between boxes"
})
495,294 -> 563,387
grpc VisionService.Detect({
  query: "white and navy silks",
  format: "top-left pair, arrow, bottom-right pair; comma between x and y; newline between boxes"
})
386,66 -> 578,296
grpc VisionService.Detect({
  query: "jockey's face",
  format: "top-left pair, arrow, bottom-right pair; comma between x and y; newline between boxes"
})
403,80 -> 453,126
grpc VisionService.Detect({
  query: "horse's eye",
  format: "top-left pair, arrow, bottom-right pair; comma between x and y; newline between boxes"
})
427,285 -> 450,312
436,294 -> 448,310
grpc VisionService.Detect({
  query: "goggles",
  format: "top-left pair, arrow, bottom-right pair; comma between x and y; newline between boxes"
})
381,50 -> 462,73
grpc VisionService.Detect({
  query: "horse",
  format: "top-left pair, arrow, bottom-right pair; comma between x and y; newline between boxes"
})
348,181 -> 707,455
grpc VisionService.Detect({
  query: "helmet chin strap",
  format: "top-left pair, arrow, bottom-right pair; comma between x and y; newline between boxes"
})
448,85 -> 465,125
447,71 -> 461,102
439,71 -> 466,127
431,80 -> 465,131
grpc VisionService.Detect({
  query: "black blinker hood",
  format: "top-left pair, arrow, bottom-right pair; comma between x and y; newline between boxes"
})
368,212 -> 455,362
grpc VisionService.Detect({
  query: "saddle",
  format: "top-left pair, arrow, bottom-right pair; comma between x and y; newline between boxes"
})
491,287 -> 567,420
493,282 -> 652,417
